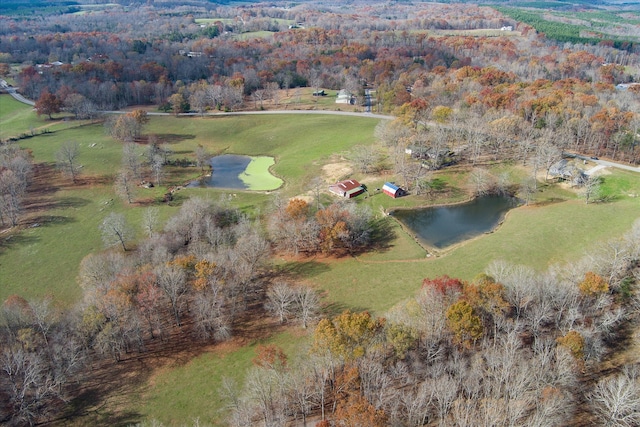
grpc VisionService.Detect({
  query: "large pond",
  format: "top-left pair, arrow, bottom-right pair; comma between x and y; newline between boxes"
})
391,195 -> 520,249
188,154 -> 282,191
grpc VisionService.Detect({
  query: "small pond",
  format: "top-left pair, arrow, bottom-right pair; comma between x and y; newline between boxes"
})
391,195 -> 520,249
187,154 -> 282,191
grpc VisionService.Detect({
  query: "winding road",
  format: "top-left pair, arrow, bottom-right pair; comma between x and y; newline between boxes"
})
1,80 -> 35,106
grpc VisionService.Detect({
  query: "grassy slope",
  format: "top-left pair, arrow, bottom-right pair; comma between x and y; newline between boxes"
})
149,114 -> 379,196
134,331 -> 303,426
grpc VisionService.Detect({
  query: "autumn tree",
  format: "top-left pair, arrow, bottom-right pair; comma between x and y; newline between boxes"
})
312,310 -> 385,362
446,300 -> 483,345
168,92 -> 189,114
578,271 -> 609,297
556,330 -> 585,360
334,393 -> 389,427
35,90 -> 62,119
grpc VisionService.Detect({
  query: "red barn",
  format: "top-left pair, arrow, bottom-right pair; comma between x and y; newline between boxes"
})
382,182 -> 405,198
329,179 -> 364,198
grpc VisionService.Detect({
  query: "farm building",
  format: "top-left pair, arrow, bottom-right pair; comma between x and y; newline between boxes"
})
329,179 -> 364,198
382,182 -> 405,198
336,89 -> 355,104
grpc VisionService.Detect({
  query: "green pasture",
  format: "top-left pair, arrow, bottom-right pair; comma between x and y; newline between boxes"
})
0,113 -> 382,307
233,31 -> 276,40
129,331 -> 303,427
0,95 -> 41,140
0,94 -> 92,141
0,185 -> 180,306
146,114 -> 379,196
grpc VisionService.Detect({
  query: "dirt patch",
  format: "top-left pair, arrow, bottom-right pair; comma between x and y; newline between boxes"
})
322,161 -> 352,184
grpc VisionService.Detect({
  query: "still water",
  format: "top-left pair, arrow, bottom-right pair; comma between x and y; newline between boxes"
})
187,154 -> 251,189
391,196 -> 520,249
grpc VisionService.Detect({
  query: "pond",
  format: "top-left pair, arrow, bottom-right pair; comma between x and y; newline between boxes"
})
391,195 -> 520,249
187,154 -> 282,191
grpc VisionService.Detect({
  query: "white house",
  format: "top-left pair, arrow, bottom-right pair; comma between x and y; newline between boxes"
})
336,89 -> 355,104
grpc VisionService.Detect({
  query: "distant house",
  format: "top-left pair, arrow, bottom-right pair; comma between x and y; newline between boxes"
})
382,182 -> 405,198
500,26 -> 513,31
549,159 -> 576,180
329,179 -> 364,198
336,89 -> 355,104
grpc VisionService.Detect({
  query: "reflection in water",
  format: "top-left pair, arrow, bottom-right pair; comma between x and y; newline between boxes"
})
187,154 -> 251,189
391,196 -> 519,249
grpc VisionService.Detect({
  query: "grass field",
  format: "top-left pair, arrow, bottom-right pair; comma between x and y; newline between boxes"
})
129,330 -> 303,427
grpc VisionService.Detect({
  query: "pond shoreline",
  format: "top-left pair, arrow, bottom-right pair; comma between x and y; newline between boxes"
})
389,194 -> 522,254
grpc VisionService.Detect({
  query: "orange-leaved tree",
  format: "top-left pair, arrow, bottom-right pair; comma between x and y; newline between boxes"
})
556,330 -> 585,360
446,300 -> 483,345
578,271 -> 609,297
312,310 -> 385,362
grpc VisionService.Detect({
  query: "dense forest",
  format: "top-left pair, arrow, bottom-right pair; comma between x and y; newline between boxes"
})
1,1 -> 640,426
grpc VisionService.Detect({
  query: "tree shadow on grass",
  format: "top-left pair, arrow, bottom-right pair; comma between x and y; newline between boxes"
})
0,232 -> 40,254
273,260 -> 331,280
23,194 -> 91,214
321,301 -> 371,318
55,196 -> 92,209
355,216 -> 397,255
154,133 -> 196,144
25,215 -> 76,227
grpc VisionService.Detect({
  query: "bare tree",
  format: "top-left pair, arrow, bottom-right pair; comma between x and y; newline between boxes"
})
141,206 -> 160,238
294,286 -> 320,329
122,143 -> 143,180
150,154 -> 165,186
99,212 -> 134,251
468,168 -> 494,196
0,169 -> 26,227
588,366 -> 640,427
192,285 -> 231,341
349,144 -> 381,174
155,263 -> 188,327
579,174 -> 602,204
114,169 -> 135,204
55,141 -> 82,183
195,145 -> 210,172
265,282 -> 296,324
